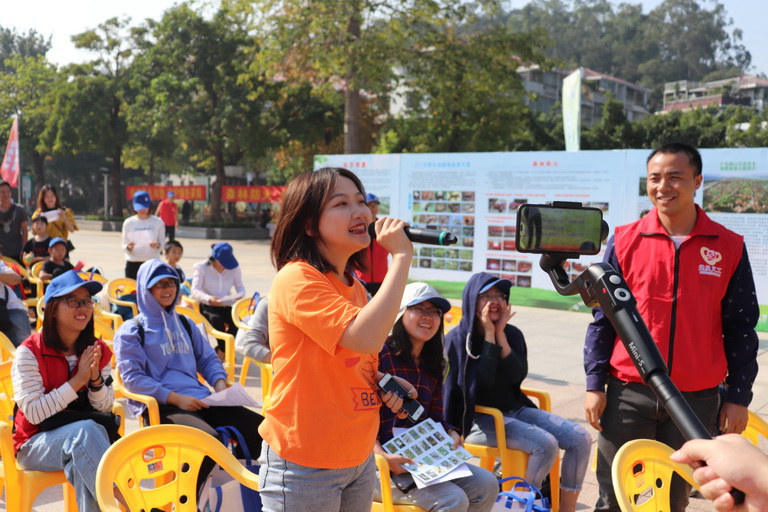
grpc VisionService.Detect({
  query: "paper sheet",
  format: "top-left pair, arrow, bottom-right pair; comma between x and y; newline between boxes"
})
201,384 -> 261,407
42,210 -> 60,222
126,229 -> 154,247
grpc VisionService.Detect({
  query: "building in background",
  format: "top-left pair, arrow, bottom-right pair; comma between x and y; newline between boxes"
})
663,75 -> 768,112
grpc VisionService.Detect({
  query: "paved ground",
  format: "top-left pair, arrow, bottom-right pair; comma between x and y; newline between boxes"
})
6,228 -> 767,511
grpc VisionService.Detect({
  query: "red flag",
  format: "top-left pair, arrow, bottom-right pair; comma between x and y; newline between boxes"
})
1,118 -> 19,187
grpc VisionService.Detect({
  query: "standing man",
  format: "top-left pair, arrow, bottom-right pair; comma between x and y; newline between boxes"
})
0,180 -> 28,264
155,190 -> 179,241
355,193 -> 389,296
584,142 -> 760,512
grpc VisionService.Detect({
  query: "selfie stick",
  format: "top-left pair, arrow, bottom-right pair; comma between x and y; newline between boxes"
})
539,252 -> 745,503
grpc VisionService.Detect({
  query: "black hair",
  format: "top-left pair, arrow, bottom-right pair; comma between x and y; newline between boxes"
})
42,295 -> 96,356
0,181 -> 11,191
647,142 -> 703,176
32,215 -> 49,224
388,310 -> 446,380
164,240 -> 183,253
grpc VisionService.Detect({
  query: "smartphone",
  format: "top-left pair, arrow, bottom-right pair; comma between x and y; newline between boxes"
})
515,203 -> 604,255
378,373 -> 425,422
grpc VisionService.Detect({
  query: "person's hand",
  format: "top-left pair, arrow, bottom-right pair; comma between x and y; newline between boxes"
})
149,241 -> 161,249
88,344 -> 102,382
379,375 -> 418,419
384,452 -> 414,475
585,390 -> 606,431
494,301 -> 516,335
209,297 -> 223,307
671,434 -> 768,512
213,379 -> 227,392
373,217 -> 413,259
720,403 -> 749,434
127,242 -> 135,251
477,301 -> 497,340
449,429 -> 463,449
72,345 -> 97,389
169,393 -> 209,411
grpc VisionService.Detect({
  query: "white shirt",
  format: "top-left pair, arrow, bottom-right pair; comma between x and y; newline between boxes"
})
191,260 -> 246,306
121,215 -> 165,262
0,261 -> 26,312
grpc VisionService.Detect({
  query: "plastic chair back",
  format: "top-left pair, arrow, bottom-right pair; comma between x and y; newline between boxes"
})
370,453 -> 427,512
107,278 -> 139,318
443,305 -> 462,333
176,306 -> 236,381
96,424 -> 260,512
611,439 -> 697,512
743,410 -> 768,446
239,358 -> 273,413
232,293 -> 259,330
0,333 -> 15,361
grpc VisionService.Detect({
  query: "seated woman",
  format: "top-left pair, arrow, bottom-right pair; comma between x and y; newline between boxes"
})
375,283 -> 498,512
444,273 -> 591,512
191,242 -> 245,355
12,270 -> 117,512
114,260 -> 263,485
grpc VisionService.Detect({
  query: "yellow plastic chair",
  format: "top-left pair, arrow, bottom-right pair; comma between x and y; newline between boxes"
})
179,294 -> 201,312
443,305 -> 462,333
371,453 -> 427,512
176,306 -> 236,382
238,358 -> 273,412
94,308 -> 124,331
231,294 -> 259,330
107,278 -> 138,318
611,439 -> 697,512
35,296 -> 45,331
464,388 -> 561,512
743,410 -> 768,445
0,333 -> 15,361
0,360 -> 125,512
114,368 -> 161,427
95,424 -> 260,512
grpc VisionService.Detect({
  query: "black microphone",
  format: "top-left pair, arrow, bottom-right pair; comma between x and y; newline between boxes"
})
368,222 -> 458,246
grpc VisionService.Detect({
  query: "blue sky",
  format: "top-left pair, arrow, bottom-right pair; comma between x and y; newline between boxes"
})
5,0 -> 767,77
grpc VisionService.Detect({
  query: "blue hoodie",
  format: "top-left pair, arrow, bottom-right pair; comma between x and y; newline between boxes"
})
443,272 -> 534,435
114,259 -> 228,417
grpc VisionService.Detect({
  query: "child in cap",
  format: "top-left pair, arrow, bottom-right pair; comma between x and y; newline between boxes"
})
40,237 -> 74,281
121,190 -> 165,279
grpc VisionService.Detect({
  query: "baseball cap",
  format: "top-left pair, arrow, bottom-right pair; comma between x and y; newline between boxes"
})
211,242 -> 238,270
400,282 -> 451,314
44,270 -> 103,305
479,277 -> 513,297
147,264 -> 180,289
168,191 -> 175,197
365,193 -> 380,204
49,237 -> 67,249
133,190 -> 151,211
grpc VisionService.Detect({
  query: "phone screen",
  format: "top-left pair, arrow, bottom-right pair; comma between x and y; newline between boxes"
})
378,374 -> 424,422
515,204 -> 604,255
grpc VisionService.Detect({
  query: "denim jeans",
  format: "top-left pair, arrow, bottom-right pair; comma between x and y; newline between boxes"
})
465,406 -> 591,491
17,419 -> 111,512
594,377 -> 720,512
6,307 -> 31,347
374,461 -> 499,512
258,441 -> 376,512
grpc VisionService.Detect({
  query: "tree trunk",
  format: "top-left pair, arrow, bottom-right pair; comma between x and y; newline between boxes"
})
110,149 -> 123,217
344,6 -> 363,155
32,151 -> 45,194
209,148 -> 224,222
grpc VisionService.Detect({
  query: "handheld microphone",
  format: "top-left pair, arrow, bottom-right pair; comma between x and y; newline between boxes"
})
368,222 -> 458,246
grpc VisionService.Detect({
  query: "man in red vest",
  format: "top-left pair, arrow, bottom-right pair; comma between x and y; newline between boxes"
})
355,193 -> 388,296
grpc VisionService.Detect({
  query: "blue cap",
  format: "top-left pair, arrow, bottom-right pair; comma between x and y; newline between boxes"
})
133,190 -> 151,211
44,270 -> 103,305
365,193 -> 380,204
479,277 -> 513,298
168,191 -> 175,197
212,242 -> 238,270
49,237 -> 67,249
147,264 -> 180,289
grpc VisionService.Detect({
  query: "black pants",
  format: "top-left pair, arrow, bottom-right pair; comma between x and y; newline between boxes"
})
152,404 -> 265,492
165,225 -> 175,241
200,304 -> 238,352
125,260 -> 144,280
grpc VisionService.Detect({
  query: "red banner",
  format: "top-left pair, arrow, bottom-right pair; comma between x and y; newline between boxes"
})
125,185 -> 207,201
221,186 -> 286,203
1,118 -> 19,187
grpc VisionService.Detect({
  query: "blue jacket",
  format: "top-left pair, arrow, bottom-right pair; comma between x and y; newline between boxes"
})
444,272 -> 534,435
114,259 -> 228,417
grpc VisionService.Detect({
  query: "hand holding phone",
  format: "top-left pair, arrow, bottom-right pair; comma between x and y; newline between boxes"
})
378,373 -> 424,422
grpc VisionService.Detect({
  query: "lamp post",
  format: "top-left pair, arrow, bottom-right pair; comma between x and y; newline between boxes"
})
99,167 -> 109,218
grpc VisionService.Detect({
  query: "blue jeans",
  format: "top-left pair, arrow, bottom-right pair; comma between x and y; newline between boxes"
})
375,461 -> 499,512
465,406 -> 591,491
6,307 -> 31,347
17,419 -> 111,512
258,441 -> 376,512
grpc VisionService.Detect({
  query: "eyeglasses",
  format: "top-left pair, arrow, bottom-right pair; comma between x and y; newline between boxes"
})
152,280 -> 178,289
409,306 -> 442,318
478,291 -> 507,302
64,297 -> 96,309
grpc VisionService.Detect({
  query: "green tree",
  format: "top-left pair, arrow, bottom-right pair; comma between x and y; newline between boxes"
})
0,26 -> 51,71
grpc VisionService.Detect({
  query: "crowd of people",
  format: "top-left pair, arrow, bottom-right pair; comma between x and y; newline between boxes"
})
0,141 -> 764,512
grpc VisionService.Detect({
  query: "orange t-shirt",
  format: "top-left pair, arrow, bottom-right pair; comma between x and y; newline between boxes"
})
259,261 -> 380,468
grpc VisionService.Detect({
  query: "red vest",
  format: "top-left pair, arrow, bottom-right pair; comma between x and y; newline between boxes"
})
13,333 -> 112,452
355,239 -> 389,284
609,207 -> 743,391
